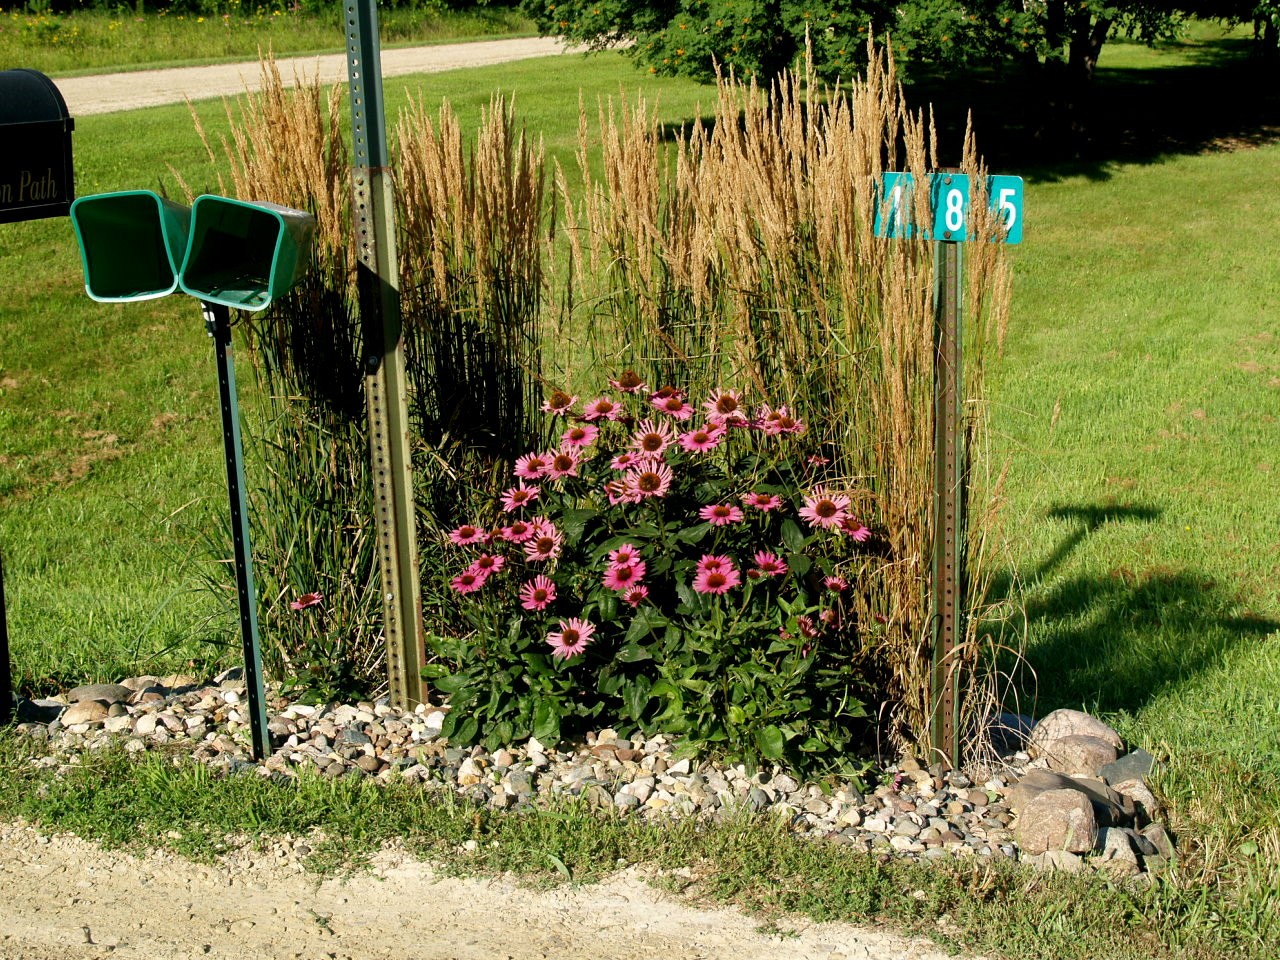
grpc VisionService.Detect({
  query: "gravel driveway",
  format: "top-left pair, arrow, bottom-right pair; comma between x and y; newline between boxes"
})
53,36 -> 577,116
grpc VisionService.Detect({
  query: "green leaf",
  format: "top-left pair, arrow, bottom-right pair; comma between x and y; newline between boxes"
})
623,677 -> 652,720
431,673 -> 468,695
756,724 -> 786,760
799,737 -> 829,753
546,853 -> 572,880
616,642 -> 653,663
675,578 -> 698,607
560,507 -> 598,546
675,522 -> 712,544
781,518 -> 806,552
533,698 -> 561,742
453,715 -> 479,745
788,552 -> 811,576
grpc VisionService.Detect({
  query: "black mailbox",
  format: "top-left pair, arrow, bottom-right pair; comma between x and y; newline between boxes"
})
0,68 -> 74,225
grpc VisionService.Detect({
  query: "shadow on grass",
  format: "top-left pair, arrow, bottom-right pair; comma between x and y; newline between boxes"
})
907,36 -> 1280,182
987,502 -> 1280,717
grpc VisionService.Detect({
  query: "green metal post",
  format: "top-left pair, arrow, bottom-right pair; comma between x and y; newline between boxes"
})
1,547 -> 11,726
203,301 -> 271,760
345,0 -> 427,709
930,237 -> 964,768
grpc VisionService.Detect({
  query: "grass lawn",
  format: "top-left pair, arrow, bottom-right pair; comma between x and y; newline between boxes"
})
1,27 -> 1278,960
0,6 -> 535,75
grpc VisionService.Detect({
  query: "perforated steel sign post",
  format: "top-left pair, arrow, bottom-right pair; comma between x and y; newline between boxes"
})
874,172 -> 1024,766
70,190 -> 316,759
345,0 -> 428,710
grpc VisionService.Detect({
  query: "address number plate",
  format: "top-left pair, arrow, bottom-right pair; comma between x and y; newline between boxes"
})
874,173 -> 1023,244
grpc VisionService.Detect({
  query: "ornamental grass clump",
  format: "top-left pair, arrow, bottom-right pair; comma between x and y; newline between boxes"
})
553,43 -> 1013,753
425,375 -> 878,773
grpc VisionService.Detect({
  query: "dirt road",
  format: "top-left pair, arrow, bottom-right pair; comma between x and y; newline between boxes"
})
0,820 -> 960,960
52,36 -> 579,116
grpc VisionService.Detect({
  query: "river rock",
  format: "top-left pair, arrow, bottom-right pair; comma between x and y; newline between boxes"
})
61,700 -> 109,725
1007,769 -> 1132,826
1014,789 -> 1097,854
1099,748 -> 1155,785
66,683 -> 133,706
1043,734 -> 1119,777
1027,709 -> 1124,757
1140,822 -> 1177,861
1112,778 -> 1159,824
1096,827 -> 1142,877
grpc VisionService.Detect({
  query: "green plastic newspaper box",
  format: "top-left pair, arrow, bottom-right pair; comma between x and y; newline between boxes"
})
69,190 -> 190,302
178,195 -> 316,311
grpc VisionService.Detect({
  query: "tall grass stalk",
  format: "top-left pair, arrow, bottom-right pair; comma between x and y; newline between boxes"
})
181,61 -> 547,694
556,45 -> 1013,752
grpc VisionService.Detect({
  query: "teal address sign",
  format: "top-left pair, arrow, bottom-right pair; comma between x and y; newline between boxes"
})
874,173 -> 1023,244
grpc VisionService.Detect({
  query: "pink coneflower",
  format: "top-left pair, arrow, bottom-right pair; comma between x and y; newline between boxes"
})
581,395 -> 623,421
602,561 -> 646,591
630,419 -> 677,458
500,518 -> 535,543
704,388 -> 748,426
523,526 -> 564,562
841,517 -> 872,542
450,569 -> 487,594
610,451 -> 643,471
819,608 -> 841,628
541,390 -> 578,415
500,483 -> 540,512
608,543 -> 642,567
604,479 -> 629,505
622,585 -> 650,606
679,424 -> 726,453
807,455 -> 831,468
448,523 -> 488,546
699,503 -> 744,526
623,461 -> 674,500
468,554 -> 506,578
696,554 -> 733,574
546,617 -> 595,659
693,562 -> 741,595
561,423 -> 599,448
650,388 -> 694,420
757,404 -> 805,436
741,491 -> 783,512
290,592 -> 324,611
824,575 -> 848,593
514,451 -> 551,480
798,488 -> 851,530
609,370 -> 648,394
796,614 -> 819,639
519,575 -> 557,611
546,448 -> 582,480
749,551 -> 787,578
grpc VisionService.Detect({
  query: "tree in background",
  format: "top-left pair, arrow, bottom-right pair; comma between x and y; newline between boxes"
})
520,1 -> 897,83
522,0 -> 1187,87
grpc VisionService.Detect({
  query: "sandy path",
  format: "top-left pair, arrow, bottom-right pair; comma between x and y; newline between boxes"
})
0,820 -> 963,960
53,36 -> 579,116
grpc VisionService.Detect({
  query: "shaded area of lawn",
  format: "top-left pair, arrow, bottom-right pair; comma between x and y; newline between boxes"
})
910,33 -> 1280,181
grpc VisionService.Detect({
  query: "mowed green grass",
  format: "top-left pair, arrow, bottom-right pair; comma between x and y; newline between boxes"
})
992,143 -> 1280,923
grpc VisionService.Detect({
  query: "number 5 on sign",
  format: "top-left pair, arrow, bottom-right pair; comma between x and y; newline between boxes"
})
988,175 -> 1023,244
